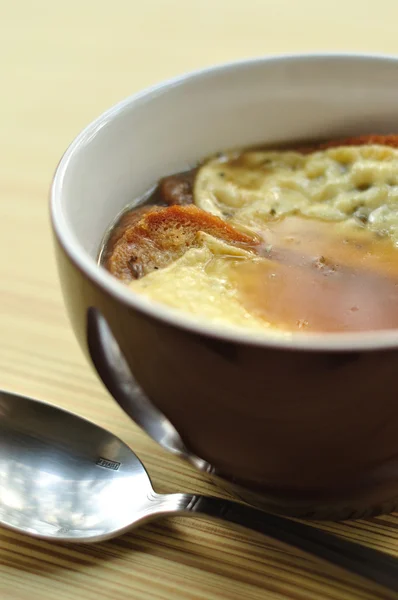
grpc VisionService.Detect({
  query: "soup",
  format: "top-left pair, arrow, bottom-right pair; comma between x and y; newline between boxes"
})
100,135 -> 398,335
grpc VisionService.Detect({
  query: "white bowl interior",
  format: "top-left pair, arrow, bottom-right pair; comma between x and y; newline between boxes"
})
55,54 -> 398,259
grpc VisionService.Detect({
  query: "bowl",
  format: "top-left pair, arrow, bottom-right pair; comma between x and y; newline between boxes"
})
51,53 -> 398,520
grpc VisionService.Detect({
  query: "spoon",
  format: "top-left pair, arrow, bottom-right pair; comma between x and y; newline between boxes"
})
1,390 -> 398,594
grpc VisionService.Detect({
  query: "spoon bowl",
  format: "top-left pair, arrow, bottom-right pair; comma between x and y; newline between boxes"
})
0,390 -> 185,542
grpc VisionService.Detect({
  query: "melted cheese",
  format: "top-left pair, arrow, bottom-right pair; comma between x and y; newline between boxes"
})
195,145 -> 398,244
131,237 -> 285,335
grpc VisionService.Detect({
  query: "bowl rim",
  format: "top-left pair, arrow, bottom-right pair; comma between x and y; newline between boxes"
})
50,51 -> 398,352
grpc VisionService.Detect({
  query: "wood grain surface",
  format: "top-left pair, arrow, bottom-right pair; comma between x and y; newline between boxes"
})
2,1 -> 398,598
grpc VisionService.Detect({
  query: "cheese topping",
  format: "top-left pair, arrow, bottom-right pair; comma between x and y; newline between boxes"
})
131,145 -> 398,334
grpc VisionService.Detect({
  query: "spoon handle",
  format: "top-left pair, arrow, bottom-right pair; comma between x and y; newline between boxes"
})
186,495 -> 398,593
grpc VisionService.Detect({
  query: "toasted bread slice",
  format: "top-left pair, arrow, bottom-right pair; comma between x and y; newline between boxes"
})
105,205 -> 257,281
103,205 -> 157,258
159,171 -> 195,205
297,134 -> 398,153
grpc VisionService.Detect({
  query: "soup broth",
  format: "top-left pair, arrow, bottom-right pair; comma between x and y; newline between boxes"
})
101,136 -> 398,335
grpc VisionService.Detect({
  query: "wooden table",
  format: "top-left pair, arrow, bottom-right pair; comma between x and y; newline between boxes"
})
2,1 -> 398,598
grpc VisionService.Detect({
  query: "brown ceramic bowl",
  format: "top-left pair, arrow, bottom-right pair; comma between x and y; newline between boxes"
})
51,54 -> 398,520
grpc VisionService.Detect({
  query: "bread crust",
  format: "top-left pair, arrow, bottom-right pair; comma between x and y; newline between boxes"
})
296,134 -> 398,153
105,204 -> 256,281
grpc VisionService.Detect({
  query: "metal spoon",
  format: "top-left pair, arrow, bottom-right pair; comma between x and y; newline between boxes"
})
1,390 -> 398,594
